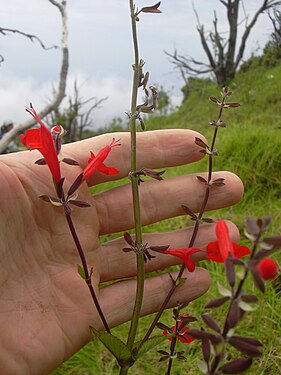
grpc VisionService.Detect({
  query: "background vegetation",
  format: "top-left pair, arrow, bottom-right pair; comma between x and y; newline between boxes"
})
52,58 -> 281,374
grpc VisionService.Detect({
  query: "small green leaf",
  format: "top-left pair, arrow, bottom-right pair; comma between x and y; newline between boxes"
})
77,264 -> 86,280
197,358 -> 208,373
90,327 -> 133,366
133,335 -> 167,359
217,283 -> 232,297
238,300 -> 257,312
176,277 -> 186,287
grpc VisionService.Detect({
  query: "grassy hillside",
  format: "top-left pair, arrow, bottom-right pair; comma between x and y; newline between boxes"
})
52,62 -> 281,375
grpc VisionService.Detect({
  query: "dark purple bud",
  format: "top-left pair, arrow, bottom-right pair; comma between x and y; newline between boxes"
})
219,357 -> 252,374
140,2 -> 161,14
196,175 -> 208,184
223,102 -> 240,108
150,245 -> 170,252
209,96 -> 221,105
225,257 -> 235,288
240,294 -> 258,303
56,177 -> 65,199
205,296 -> 230,308
212,178 -> 225,187
35,158 -> 47,165
251,267 -> 265,293
201,313 -> 221,333
68,172 -> 83,197
69,200 -> 91,208
62,158 -> 80,166
228,336 -> 262,357
227,300 -> 240,329
202,338 -> 211,363
181,205 -> 197,219
124,232 -> 135,247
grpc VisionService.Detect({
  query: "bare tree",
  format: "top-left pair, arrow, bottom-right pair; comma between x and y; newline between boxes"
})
47,79 -> 108,143
166,0 -> 281,87
0,0 -> 69,153
0,27 -> 58,65
268,7 -> 281,46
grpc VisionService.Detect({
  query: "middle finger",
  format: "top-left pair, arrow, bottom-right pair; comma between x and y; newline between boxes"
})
94,171 -> 243,235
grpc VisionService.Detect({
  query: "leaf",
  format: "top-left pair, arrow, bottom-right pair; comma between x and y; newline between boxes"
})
225,258 -> 235,288
209,96 -> 221,105
228,336 -> 262,357
196,175 -> 208,184
202,338 -> 211,363
205,296 -> 230,308
156,322 -> 171,331
133,335 -> 166,359
195,137 -> 208,149
181,204 -> 197,219
240,294 -> 258,303
90,327 -> 133,366
202,314 -> 221,333
69,200 -> 91,208
187,329 -> 221,344
56,177 -> 65,199
217,283 -> 232,297
68,172 -> 83,197
62,157 -> 79,166
124,232 -> 135,247
219,357 -> 252,374
227,300 -> 240,329
197,358 -> 208,374
238,300 -> 257,312
245,218 -> 260,238
140,2 -> 161,14
223,102 -> 240,108
77,264 -> 86,280
251,267 -> 265,293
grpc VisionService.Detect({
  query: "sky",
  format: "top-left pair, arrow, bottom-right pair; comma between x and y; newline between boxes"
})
0,0 -> 276,129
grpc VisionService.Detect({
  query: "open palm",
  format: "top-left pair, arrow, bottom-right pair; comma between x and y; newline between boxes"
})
0,129 -> 243,375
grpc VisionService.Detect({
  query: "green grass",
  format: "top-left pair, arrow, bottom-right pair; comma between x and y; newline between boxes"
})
52,62 -> 281,374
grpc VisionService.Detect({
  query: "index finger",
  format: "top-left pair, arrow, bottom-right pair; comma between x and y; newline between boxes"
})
63,129 -> 206,186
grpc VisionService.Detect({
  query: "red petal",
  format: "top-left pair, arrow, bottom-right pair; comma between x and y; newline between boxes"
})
257,258 -> 278,280
206,241 -> 224,262
216,220 -> 234,260
98,163 -> 119,175
19,133 -> 26,146
233,242 -> 251,258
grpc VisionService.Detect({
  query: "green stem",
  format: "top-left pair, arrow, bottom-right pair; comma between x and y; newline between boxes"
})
125,0 -> 144,353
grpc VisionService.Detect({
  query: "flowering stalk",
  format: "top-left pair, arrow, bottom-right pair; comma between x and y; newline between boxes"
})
124,0 -> 145,360
20,104 -> 118,334
64,210 -> 111,333
136,90 -> 234,361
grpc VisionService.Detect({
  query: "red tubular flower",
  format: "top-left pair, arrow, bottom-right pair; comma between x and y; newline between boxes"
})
206,220 -> 250,262
163,248 -> 202,272
163,322 -> 195,344
257,258 -> 278,280
82,138 -> 121,181
20,104 -> 61,182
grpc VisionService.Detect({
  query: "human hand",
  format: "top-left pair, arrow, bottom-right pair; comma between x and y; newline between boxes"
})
0,129 -> 243,375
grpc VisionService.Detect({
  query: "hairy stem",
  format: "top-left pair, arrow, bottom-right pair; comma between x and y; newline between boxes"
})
65,212 -> 110,333
125,0 -> 145,354
137,94 -> 227,354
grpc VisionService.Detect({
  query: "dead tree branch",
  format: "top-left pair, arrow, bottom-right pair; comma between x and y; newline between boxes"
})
0,0 -> 69,153
167,0 -> 281,87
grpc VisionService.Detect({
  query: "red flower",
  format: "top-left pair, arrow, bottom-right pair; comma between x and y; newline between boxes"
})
257,258 -> 278,280
20,104 -> 61,182
163,322 -> 195,344
163,248 -> 202,272
206,220 -> 250,262
82,138 -> 120,181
